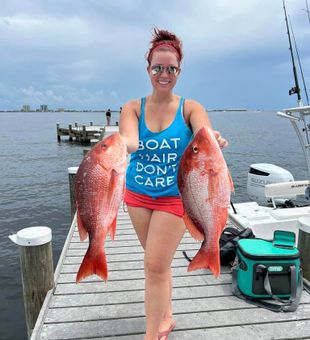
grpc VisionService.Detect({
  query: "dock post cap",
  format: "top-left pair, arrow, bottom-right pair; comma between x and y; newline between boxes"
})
67,166 -> 79,174
9,226 -> 52,246
298,216 -> 310,233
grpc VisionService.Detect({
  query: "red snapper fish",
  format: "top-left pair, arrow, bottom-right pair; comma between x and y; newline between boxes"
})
75,133 -> 127,283
178,126 -> 234,277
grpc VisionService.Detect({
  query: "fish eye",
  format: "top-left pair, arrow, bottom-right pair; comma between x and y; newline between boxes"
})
192,145 -> 199,153
101,143 -> 107,148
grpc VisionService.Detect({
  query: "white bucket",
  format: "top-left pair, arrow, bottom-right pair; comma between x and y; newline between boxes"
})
298,216 -> 310,234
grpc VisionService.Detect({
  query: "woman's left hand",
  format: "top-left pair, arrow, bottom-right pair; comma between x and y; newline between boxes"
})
213,130 -> 229,149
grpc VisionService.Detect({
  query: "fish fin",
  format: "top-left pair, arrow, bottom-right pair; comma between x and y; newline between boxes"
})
188,246 -> 221,278
106,169 -> 121,240
109,216 -> 117,241
228,169 -> 234,192
187,209 -> 227,277
107,169 -> 120,202
77,209 -> 88,241
208,173 -> 221,199
183,212 -> 204,241
76,245 -> 108,283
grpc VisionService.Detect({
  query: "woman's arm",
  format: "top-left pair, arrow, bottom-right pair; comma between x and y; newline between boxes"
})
185,99 -> 228,148
119,100 -> 140,154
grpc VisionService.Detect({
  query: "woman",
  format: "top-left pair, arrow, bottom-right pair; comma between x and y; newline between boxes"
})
119,28 -> 228,340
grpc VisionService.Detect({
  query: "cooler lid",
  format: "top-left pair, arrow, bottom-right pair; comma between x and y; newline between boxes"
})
237,238 -> 299,260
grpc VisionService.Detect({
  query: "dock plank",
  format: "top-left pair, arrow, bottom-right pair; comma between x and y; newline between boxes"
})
46,295 -> 310,324
57,268 -> 232,283
112,320 -> 310,340
50,284 -> 232,308
38,304 -> 310,339
31,208 -> 310,340
54,274 -> 232,295
65,245 -> 200,258
59,260 -> 190,273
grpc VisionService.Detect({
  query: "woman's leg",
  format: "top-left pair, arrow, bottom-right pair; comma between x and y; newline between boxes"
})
144,210 -> 186,339
162,270 -> 173,328
127,206 -> 185,338
127,206 -> 152,248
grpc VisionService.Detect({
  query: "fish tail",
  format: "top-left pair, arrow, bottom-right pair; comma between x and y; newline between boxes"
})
188,246 -> 221,278
76,246 -> 108,283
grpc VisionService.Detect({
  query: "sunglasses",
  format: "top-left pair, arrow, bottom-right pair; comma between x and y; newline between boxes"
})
150,64 -> 180,76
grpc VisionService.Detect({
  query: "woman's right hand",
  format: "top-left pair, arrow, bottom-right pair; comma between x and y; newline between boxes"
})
213,130 -> 229,149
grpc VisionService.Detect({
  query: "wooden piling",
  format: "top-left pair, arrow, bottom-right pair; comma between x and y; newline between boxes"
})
90,139 -> 99,147
68,124 -> 73,142
99,127 -> 105,140
9,227 -> 54,339
298,217 -> 310,282
82,125 -> 87,143
56,123 -> 60,141
93,133 -> 101,140
83,147 -> 91,156
68,167 -> 78,222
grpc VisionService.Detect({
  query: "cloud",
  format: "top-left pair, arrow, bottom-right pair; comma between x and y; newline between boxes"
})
45,89 -> 64,102
161,1 -> 292,59
110,91 -> 118,98
0,0 -> 309,110
0,14 -> 93,48
47,59 -> 102,84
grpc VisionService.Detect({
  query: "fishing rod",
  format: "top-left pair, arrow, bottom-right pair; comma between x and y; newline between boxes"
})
282,1 -> 310,200
302,0 -> 310,25
289,15 -> 310,105
282,0 -> 302,106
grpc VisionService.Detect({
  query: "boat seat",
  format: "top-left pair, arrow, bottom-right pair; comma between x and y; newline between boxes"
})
265,180 -> 309,198
265,181 -> 309,208
270,207 -> 310,220
231,202 -> 272,221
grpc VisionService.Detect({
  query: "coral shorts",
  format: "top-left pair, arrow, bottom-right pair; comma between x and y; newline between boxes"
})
124,189 -> 184,217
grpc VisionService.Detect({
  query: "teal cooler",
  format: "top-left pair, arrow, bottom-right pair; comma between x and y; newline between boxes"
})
236,231 -> 301,299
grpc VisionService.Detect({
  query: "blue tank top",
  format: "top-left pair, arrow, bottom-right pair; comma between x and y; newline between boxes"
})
126,96 -> 192,197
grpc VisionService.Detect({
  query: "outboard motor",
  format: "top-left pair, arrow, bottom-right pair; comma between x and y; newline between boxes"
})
247,163 -> 294,206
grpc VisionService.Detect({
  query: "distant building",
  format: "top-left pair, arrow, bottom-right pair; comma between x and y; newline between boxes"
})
21,105 -> 31,112
40,104 -> 48,112
57,108 -> 65,112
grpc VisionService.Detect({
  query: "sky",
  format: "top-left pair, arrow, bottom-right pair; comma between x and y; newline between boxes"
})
0,0 -> 310,111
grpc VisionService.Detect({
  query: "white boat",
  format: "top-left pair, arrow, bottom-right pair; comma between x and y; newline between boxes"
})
228,0 -> 310,294
228,106 -> 310,243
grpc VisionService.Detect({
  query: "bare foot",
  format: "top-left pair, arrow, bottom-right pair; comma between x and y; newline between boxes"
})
158,316 -> 176,338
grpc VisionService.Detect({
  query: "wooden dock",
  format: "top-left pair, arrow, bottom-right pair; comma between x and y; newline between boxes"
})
56,123 -> 119,143
31,210 -> 310,340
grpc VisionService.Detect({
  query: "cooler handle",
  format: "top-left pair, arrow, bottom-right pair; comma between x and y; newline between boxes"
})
259,264 -> 296,304
232,264 -> 303,312
273,230 -> 296,248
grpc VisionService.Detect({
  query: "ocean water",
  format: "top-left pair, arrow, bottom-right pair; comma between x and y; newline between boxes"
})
0,109 -> 307,339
